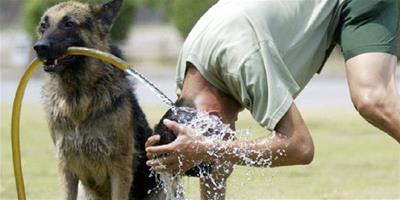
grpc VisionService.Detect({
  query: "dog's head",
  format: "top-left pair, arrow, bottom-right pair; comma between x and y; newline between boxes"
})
33,0 -> 123,73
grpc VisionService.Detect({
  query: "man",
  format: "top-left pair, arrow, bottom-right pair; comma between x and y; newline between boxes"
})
146,0 -> 399,199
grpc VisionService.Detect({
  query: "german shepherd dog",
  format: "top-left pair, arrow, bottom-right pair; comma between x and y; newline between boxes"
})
33,0 -> 162,199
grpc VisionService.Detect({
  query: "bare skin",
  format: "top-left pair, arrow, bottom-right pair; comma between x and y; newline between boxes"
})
346,53 -> 400,142
146,65 -> 314,199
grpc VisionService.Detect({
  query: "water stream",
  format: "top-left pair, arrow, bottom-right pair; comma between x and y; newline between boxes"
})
127,67 -> 174,107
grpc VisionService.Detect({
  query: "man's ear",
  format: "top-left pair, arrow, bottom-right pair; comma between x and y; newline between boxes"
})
93,0 -> 123,27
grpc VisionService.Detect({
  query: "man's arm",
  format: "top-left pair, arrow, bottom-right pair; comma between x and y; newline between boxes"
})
146,103 -> 313,199
199,103 -> 313,199
146,103 -> 314,170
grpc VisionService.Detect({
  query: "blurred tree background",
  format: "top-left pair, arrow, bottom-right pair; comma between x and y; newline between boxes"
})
8,0 -> 217,41
152,0 -> 216,37
21,0 -> 217,41
0,0 -> 21,28
23,0 -> 136,42
0,0 -> 218,70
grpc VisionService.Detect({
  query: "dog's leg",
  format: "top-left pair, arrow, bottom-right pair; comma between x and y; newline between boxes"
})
110,161 -> 133,200
60,167 -> 79,200
81,184 -> 101,200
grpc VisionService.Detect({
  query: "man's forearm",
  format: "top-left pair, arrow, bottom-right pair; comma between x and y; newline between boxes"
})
203,130 -> 313,167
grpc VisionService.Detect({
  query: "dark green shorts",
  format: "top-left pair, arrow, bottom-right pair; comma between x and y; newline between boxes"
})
338,0 -> 399,60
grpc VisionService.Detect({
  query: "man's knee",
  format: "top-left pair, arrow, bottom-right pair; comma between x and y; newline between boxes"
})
346,53 -> 398,120
351,89 -> 388,121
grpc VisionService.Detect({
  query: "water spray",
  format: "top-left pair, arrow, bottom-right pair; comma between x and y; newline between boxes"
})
11,47 -> 173,199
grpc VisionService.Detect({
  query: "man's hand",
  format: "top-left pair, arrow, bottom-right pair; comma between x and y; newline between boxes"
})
145,119 -> 210,174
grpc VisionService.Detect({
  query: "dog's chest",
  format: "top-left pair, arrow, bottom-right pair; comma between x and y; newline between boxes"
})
55,126 -> 114,162
59,132 -> 111,187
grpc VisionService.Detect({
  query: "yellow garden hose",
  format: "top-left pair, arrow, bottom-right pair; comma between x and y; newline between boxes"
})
11,47 -> 130,199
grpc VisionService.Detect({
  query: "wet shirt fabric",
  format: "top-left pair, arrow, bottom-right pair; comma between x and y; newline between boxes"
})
176,0 -> 339,130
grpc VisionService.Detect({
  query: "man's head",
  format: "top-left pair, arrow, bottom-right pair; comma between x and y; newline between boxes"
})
33,0 -> 123,73
154,99 -> 235,145
153,100 -> 233,177
154,100 -> 196,145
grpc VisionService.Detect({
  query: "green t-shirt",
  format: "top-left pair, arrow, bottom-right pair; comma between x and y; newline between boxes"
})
176,0 -> 339,130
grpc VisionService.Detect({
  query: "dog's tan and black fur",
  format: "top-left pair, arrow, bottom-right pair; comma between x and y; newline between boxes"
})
34,0 -> 161,199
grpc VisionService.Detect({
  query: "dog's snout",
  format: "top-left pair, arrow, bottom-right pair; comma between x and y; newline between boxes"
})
33,40 -> 51,56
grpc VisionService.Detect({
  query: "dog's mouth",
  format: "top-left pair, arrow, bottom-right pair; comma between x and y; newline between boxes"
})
42,54 -> 77,73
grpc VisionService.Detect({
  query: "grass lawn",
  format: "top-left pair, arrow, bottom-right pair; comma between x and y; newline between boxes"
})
1,104 -> 399,199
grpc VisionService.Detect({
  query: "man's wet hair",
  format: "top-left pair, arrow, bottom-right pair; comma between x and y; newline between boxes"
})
153,99 -> 212,176
154,99 -> 195,145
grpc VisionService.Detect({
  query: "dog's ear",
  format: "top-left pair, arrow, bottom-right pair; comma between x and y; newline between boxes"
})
93,0 -> 123,27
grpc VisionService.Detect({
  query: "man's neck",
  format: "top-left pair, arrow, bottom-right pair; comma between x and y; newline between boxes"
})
179,65 -> 243,127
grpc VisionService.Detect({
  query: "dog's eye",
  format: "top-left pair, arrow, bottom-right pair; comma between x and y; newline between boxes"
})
63,21 -> 76,29
39,22 -> 48,33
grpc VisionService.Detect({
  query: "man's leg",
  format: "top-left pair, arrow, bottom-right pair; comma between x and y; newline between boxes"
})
345,52 -> 400,142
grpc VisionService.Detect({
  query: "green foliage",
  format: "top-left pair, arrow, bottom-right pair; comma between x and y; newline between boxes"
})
23,0 -> 136,42
167,0 -> 216,38
134,0 -> 167,9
